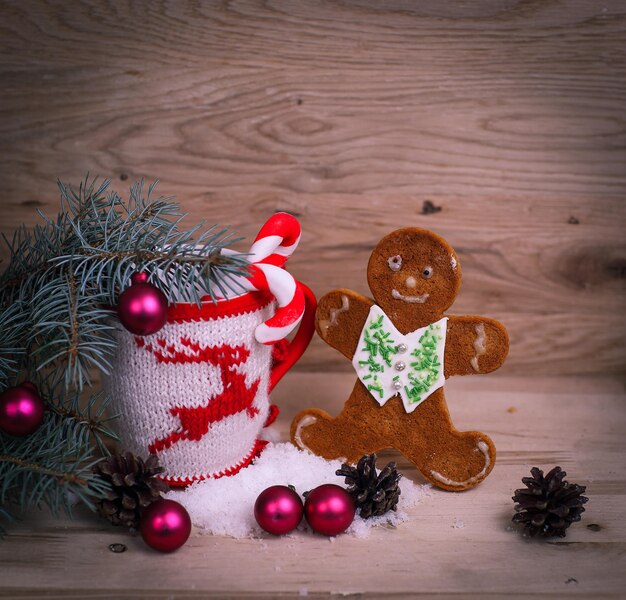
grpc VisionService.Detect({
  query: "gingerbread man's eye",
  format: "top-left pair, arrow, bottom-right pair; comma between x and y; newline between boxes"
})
387,255 -> 402,272
422,266 -> 434,279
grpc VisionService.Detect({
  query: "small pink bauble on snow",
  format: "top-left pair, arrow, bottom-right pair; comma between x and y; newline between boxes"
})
0,382 -> 45,437
140,499 -> 191,552
254,485 -> 304,535
304,484 -> 355,536
117,272 -> 168,336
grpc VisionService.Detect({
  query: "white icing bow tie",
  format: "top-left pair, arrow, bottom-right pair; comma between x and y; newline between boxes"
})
352,306 -> 447,413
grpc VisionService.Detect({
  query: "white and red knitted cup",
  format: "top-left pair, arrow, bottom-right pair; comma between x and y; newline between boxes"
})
105,214 -> 316,486
106,285 -> 315,486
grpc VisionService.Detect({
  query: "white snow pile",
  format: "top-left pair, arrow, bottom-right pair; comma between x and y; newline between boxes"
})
165,442 -> 430,539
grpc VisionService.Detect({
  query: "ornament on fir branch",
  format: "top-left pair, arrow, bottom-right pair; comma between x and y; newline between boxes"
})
336,454 -> 402,519
304,484 -> 355,536
116,272 -> 168,336
0,382 -> 45,437
254,485 -> 303,535
140,498 -> 191,553
512,466 -> 589,538
93,452 -> 169,530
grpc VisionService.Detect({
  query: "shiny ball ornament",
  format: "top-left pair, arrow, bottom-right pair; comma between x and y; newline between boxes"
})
304,484 -> 355,536
140,499 -> 191,553
0,382 -> 45,437
117,272 -> 168,336
254,485 -> 304,535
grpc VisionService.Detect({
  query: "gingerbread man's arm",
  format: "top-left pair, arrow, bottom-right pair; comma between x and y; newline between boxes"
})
315,289 -> 374,360
444,316 -> 509,378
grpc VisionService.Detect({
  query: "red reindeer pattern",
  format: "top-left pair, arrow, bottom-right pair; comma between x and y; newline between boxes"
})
134,336 -> 261,454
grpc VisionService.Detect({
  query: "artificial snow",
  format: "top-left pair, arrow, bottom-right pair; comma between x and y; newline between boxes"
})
165,442 -> 430,539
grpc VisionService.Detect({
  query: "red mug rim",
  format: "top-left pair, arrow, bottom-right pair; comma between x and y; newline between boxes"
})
167,290 -> 274,323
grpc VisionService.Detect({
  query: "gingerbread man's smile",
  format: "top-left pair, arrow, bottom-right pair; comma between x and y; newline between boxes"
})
391,288 -> 429,303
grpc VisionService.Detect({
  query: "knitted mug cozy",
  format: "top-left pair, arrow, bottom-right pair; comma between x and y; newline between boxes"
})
105,287 -> 316,486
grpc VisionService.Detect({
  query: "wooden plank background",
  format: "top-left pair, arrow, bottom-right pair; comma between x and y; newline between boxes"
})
0,0 -> 625,375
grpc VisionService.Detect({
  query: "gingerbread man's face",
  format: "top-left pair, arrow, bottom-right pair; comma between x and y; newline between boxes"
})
367,228 -> 461,322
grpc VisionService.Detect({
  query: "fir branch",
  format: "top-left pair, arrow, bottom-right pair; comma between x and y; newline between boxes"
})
0,412 -> 111,526
0,302 -> 28,386
1,176 -> 250,307
38,374 -> 119,456
49,177 -> 250,305
0,174 -> 251,534
0,505 -> 15,538
29,270 -> 116,390
0,454 -> 89,486
0,215 -> 67,306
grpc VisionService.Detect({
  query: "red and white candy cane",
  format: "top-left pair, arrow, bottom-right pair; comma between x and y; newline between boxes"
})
247,262 -> 305,344
224,213 -> 306,345
247,212 -> 301,268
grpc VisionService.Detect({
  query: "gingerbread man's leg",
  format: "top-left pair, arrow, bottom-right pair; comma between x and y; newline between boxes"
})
392,388 -> 496,491
291,381 -> 389,463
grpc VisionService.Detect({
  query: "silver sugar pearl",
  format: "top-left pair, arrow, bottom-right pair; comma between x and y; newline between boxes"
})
396,343 -> 408,354
394,361 -> 406,371
392,380 -> 402,390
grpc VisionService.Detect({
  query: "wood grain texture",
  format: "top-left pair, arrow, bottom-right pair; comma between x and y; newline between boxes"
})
1,374 -> 625,598
0,0 -> 625,375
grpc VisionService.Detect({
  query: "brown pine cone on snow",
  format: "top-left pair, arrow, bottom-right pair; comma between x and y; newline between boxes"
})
336,453 -> 402,519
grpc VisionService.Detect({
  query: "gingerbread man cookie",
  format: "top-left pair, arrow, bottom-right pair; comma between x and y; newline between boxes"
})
290,228 -> 509,491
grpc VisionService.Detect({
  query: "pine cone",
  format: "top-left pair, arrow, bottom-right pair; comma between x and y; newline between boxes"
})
512,466 -> 588,538
336,454 -> 402,519
93,452 -> 169,530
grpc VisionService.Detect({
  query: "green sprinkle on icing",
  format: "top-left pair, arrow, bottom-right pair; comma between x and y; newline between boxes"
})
360,314 -> 398,373
366,374 -> 384,398
405,327 -> 441,403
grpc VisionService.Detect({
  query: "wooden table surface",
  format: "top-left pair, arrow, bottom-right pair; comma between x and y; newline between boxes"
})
1,373 -> 624,599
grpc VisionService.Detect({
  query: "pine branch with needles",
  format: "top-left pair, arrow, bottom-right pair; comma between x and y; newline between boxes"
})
0,176 -> 250,535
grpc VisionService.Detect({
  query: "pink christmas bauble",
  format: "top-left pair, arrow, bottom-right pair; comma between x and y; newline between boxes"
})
304,484 -> 355,536
0,382 -> 45,437
117,272 -> 168,336
140,499 -> 191,553
254,485 -> 304,535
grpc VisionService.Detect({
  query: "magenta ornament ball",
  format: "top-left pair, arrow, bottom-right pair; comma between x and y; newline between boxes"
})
254,485 -> 304,535
304,484 -> 355,536
0,382 -> 45,437
140,499 -> 191,553
117,272 -> 168,336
